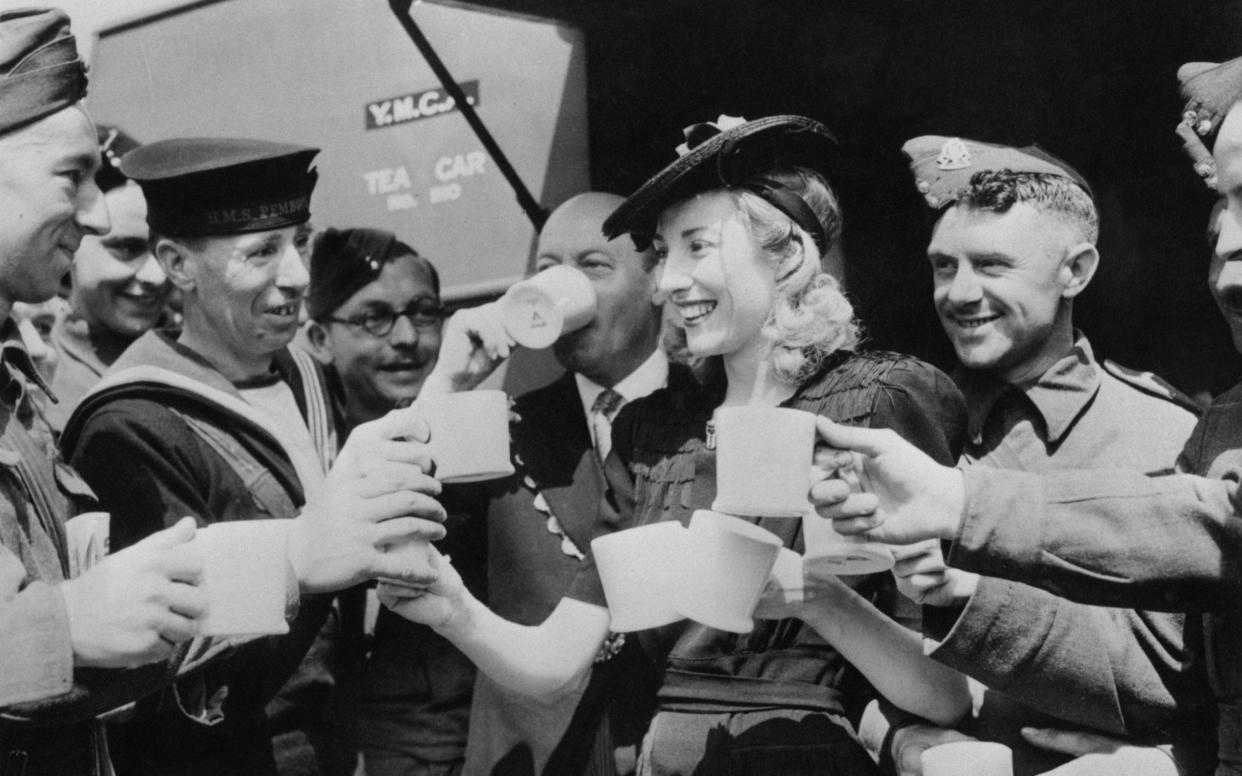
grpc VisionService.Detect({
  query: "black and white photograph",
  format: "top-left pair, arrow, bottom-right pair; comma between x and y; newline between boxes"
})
2,2 -> 1241,775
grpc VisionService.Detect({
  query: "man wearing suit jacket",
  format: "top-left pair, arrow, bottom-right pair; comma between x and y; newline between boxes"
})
382,192 -> 667,776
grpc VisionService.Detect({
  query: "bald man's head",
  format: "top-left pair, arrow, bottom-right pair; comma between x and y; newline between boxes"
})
538,193 -> 657,270
536,192 -> 662,386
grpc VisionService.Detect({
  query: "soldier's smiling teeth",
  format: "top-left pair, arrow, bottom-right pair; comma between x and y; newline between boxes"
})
267,302 -> 298,316
954,314 -> 1000,328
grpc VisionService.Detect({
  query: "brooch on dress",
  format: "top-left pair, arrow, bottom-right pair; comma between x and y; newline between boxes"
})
595,632 -> 626,664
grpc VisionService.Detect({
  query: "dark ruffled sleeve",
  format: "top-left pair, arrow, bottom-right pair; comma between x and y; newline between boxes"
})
793,353 -> 967,732
865,358 -> 966,466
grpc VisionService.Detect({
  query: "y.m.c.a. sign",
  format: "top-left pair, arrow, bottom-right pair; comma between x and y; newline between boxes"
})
365,81 -> 481,130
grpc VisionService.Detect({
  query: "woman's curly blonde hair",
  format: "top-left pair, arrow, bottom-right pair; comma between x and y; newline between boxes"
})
662,166 -> 861,385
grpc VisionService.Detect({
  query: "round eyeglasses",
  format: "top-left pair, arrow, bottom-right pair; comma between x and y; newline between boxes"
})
323,301 -> 445,337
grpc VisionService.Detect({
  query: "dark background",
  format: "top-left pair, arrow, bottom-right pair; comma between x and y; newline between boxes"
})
470,0 -> 1242,397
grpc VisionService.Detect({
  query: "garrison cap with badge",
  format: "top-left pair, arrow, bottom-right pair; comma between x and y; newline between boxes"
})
602,114 -> 840,251
307,227 -> 433,320
120,137 -> 319,237
904,135 -> 1197,415
1176,56 -> 1242,190
94,124 -> 141,193
902,135 -> 1094,211
0,6 -> 88,135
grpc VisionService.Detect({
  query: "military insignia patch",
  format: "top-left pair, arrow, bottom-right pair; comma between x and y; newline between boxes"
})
936,138 -> 973,170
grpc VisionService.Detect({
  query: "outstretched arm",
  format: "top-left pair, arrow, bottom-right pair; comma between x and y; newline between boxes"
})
760,361 -> 970,726
811,417 -> 1242,611
893,542 -> 1200,739
378,547 -> 610,700
1023,728 -> 1180,776
757,554 -> 969,726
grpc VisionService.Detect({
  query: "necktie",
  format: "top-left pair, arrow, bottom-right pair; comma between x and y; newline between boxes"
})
590,388 -> 624,465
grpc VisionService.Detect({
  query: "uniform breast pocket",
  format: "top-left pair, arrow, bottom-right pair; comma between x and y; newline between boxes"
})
54,460 -> 99,514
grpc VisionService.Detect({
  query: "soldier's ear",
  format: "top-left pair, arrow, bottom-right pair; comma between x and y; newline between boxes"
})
305,321 -> 335,366
156,238 -> 196,292
1060,242 -> 1098,299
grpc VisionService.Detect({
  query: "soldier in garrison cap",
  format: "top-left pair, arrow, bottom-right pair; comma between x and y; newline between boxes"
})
766,71 -> 1242,776
1176,56 -> 1242,190
885,136 -> 1210,776
54,137 -> 450,776
1175,63 -> 1242,776
0,9 -> 220,776
0,8 -> 404,776
306,228 -> 445,428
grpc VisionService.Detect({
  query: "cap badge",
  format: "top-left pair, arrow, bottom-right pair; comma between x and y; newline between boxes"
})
99,127 -> 123,166
936,138 -> 973,171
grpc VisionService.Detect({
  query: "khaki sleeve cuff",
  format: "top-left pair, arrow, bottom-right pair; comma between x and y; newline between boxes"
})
0,580 -> 74,707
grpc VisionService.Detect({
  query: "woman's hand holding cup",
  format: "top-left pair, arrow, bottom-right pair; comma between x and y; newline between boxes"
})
754,546 -> 849,621
378,545 -> 470,633
290,408 -> 446,593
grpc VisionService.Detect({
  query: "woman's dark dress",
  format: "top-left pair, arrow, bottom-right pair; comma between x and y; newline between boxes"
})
567,350 -> 966,775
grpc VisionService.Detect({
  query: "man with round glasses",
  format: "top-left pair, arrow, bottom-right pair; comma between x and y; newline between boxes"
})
306,227 -> 445,427
326,298 -> 444,333
305,226 -> 482,776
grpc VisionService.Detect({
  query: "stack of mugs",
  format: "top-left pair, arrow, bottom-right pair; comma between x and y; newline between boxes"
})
593,405 -> 896,635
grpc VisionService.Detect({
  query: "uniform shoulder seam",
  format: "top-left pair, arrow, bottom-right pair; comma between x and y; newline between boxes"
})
1101,359 -> 1201,416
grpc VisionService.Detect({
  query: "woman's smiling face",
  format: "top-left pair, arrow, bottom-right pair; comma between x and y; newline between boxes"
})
653,189 -> 776,362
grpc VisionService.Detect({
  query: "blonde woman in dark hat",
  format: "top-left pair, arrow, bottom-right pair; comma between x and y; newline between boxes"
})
382,115 -> 970,774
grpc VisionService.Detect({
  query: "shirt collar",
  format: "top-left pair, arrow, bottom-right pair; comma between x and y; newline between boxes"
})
574,348 -> 670,421
53,314 -> 109,377
0,319 -> 57,406
959,333 -> 1101,445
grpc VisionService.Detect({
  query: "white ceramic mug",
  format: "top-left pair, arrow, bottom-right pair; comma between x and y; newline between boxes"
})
195,520 -> 291,637
592,522 -> 687,632
677,510 -> 783,633
711,406 -> 818,518
65,510 -> 110,578
499,265 -> 597,349
418,389 -> 515,483
921,741 -> 1013,776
